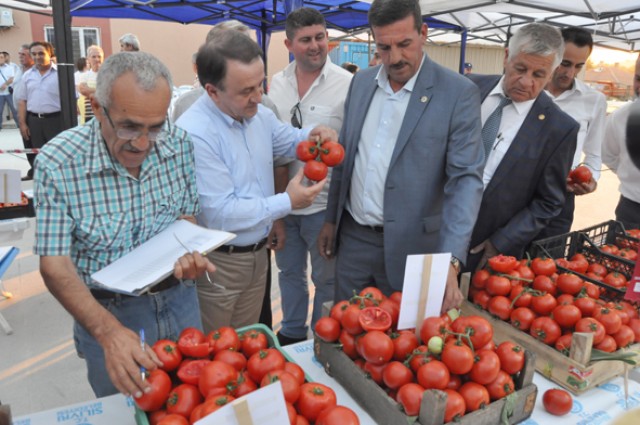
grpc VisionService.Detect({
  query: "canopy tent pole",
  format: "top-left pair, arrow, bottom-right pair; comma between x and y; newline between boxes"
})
459,30 -> 468,74
52,0 -> 78,132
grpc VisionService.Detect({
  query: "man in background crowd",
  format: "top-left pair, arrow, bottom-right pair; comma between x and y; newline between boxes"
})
11,44 -> 35,180
15,41 -> 64,178
538,26 -> 606,238
119,33 -> 141,52
602,53 -> 640,231
318,0 -> 485,312
0,51 -> 18,131
77,45 -> 104,123
269,7 -> 353,345
466,23 -> 578,270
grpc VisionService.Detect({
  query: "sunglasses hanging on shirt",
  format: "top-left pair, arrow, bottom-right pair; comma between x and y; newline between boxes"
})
290,102 -> 302,129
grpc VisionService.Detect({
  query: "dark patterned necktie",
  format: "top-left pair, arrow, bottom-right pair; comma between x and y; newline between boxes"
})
482,95 -> 512,161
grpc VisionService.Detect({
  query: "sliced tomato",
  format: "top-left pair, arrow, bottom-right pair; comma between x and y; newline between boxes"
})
176,359 -> 211,385
358,306 -> 392,332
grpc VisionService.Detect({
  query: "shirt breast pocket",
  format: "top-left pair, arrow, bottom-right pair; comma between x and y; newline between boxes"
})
150,192 -> 180,235
77,213 -> 131,251
304,105 -> 342,131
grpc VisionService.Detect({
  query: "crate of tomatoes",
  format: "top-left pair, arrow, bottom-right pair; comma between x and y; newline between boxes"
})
464,254 -> 640,395
579,220 -> 640,257
313,288 -> 538,425
134,323 -> 359,425
529,229 -> 635,298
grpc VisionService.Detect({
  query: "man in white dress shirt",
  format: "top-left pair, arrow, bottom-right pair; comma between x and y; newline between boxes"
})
537,27 -> 606,238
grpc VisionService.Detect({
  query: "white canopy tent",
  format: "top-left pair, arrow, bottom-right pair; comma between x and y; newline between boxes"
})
359,0 -> 640,51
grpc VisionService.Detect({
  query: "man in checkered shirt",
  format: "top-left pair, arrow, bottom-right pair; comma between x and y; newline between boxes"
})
33,52 -> 215,399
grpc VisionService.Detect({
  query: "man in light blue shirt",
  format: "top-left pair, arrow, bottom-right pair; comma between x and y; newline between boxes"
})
176,30 -> 336,333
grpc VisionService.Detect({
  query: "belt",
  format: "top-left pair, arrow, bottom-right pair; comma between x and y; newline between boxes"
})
28,111 -> 61,118
216,238 -> 267,254
346,211 -> 383,233
90,275 -> 180,300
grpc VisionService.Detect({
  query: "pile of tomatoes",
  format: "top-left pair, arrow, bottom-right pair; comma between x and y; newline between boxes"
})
470,255 -> 640,354
314,287 -> 527,423
137,326 -> 358,425
296,139 -> 344,181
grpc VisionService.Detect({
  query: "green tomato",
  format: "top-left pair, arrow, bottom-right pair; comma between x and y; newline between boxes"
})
428,336 -> 444,354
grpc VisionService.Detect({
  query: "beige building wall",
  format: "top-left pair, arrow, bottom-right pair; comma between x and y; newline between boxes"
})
0,9 -> 33,58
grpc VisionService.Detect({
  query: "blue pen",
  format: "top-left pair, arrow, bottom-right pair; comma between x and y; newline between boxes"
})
139,328 -> 146,381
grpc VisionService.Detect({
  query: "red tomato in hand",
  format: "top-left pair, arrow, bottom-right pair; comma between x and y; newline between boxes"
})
303,160 -> 328,181
319,141 -> 345,167
569,165 -> 592,184
296,140 -> 319,162
135,369 -> 172,412
543,389 -> 573,416
152,339 -> 183,372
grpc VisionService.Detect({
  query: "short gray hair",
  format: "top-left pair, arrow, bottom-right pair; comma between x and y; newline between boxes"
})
86,44 -> 104,57
206,19 -> 250,43
508,23 -> 564,69
119,33 -> 141,51
95,52 -> 173,108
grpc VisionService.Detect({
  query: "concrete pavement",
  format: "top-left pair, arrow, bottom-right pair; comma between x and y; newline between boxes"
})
0,121 -> 623,419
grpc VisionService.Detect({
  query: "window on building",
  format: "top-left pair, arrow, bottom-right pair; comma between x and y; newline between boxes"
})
44,26 -> 100,63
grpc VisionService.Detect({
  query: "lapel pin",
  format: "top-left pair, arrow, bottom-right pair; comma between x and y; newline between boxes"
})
538,114 -> 545,120
421,96 -> 428,103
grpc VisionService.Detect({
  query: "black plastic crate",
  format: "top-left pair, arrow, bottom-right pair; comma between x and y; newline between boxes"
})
578,220 -> 639,261
528,231 -> 628,296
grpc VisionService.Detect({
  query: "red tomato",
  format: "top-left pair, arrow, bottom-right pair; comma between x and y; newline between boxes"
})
157,414 -> 189,425
166,384 -> 202,419
340,304 -> 364,335
381,361 -> 414,390
487,295 -> 513,320
284,362 -> 306,386
441,341 -> 474,375
612,325 -> 635,348
247,348 -> 286,383
485,275 -> 512,296
363,361 -> 385,385
587,262 -> 607,276
471,269 -> 491,289
295,415 -> 310,425
569,165 -> 592,184
177,327 -> 210,358
396,383 -> 425,416
378,298 -> 400,328
148,410 -> 168,425
531,257 -> 557,276
543,389 -> 573,416
594,307 -> 622,334
603,272 -> 627,288
319,141 -> 345,167
358,306 -> 392,332
496,341 -> 525,375
552,304 -> 582,329
420,316 -> 450,345
213,349 -> 247,371
510,285 -> 532,308
199,395 -> 235,418
338,330 -> 359,359
595,335 -> 618,352
486,370 -> 515,400
260,370 -> 301,404
330,300 -> 350,323
358,287 -> 385,306
208,326 -> 240,354
198,360 -> 238,398
532,275 -> 557,296
296,140 -> 319,162
315,405 -> 359,425
555,333 -> 573,353
391,330 -> 419,362
314,317 -> 341,342
510,307 -> 537,331
152,339 -> 183,372
231,370 -> 258,398
417,360 -> 450,390
487,254 -> 518,273
359,330 -> 394,365
575,317 -> 606,345
407,345 -> 432,373
574,296 -> 596,316
531,293 -> 558,316
444,389 -> 466,423
451,315 -> 494,349
556,273 -> 584,295
303,160 -> 328,181
469,349 -> 501,385
390,291 -> 403,304
176,359 -> 210,385
459,382 -> 490,413
473,289 -> 492,310
135,369 -> 172,412
241,329 -> 269,358
296,383 -> 337,423
530,316 -> 561,345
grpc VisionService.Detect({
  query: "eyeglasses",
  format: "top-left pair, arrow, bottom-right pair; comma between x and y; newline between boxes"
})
290,102 -> 302,129
103,107 -> 168,142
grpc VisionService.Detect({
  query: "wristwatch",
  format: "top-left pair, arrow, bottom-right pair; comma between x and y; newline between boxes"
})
450,256 -> 461,275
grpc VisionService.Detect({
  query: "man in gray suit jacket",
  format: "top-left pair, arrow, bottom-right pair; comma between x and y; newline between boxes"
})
318,0 -> 485,312
466,23 -> 579,272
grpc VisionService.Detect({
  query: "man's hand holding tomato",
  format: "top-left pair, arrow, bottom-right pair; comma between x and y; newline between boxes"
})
286,167 -> 326,210
306,125 -> 338,145
566,165 -> 597,196
470,239 -> 500,271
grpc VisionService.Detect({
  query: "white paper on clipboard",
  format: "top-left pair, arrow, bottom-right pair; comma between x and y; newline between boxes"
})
397,253 -> 451,330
